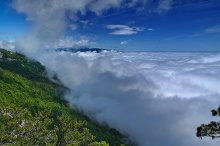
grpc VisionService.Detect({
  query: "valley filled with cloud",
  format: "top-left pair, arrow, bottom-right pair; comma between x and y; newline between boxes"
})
1,0 -> 219,145
38,50 -> 220,146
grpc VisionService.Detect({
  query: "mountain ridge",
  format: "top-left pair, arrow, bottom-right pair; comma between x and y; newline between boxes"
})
55,47 -> 112,53
0,48 -> 130,146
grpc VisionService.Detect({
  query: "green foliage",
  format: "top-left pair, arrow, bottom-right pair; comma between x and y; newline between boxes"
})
0,107 -> 57,145
0,48 -> 49,83
57,115 -> 95,145
89,141 -> 110,146
0,49 -> 126,145
196,106 -> 220,139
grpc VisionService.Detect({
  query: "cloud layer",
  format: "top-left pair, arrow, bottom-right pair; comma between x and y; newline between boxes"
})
38,51 -> 220,146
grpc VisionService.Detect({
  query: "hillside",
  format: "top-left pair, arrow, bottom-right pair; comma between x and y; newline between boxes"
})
0,48 -> 127,146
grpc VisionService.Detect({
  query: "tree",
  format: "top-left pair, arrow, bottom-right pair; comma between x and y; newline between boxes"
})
0,106 -> 109,146
196,106 -> 220,139
56,114 -> 95,146
0,107 -> 57,145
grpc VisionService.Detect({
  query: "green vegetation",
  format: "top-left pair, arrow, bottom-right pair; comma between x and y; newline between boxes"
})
196,106 -> 220,139
0,48 -> 127,145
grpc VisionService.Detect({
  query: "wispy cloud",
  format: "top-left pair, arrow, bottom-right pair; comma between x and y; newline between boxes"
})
106,24 -> 145,35
189,32 -> 203,38
0,40 -> 15,50
51,36 -> 96,48
206,25 -> 220,34
147,28 -> 155,31
120,40 -> 128,45
157,0 -> 173,13
190,24 -> 220,38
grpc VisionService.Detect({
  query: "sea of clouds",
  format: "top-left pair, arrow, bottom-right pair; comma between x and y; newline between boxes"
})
9,0 -> 220,145
38,50 -> 220,146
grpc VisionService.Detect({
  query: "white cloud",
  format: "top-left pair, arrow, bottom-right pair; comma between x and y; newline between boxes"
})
157,0 -> 173,13
189,25 -> 220,38
147,28 -> 154,31
89,0 -> 124,15
106,24 -> 145,35
206,25 -> 220,34
51,36 -> 96,48
189,33 -> 202,38
39,51 -> 220,146
10,1 -> 186,144
127,0 -> 148,7
0,40 -> 15,50
12,0 -> 127,55
120,41 -> 128,45
79,20 -> 91,28
12,0 -> 174,57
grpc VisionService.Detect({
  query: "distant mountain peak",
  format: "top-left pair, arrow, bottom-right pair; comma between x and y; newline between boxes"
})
55,47 -> 110,53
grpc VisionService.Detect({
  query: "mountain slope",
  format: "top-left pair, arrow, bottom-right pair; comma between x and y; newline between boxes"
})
0,48 -> 127,146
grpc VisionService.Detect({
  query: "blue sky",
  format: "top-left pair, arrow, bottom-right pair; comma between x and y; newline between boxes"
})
1,0 -> 220,51
0,0 -> 27,40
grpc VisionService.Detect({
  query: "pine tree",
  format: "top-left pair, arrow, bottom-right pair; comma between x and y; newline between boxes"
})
196,106 -> 220,139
